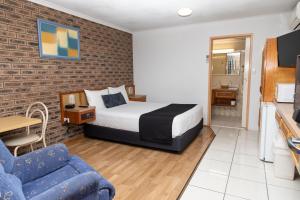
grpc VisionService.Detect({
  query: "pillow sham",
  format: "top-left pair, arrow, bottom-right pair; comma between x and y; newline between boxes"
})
84,89 -> 108,113
102,92 -> 126,108
108,85 -> 129,103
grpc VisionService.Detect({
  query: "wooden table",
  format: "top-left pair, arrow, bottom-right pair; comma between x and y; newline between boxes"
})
0,116 -> 42,133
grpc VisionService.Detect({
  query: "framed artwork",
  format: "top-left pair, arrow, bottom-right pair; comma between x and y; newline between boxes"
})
37,19 -> 80,60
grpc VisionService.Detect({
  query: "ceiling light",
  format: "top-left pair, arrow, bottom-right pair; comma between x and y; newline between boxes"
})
212,49 -> 235,54
177,8 -> 192,17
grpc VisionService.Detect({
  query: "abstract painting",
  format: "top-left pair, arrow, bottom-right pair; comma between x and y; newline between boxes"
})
37,19 -> 80,60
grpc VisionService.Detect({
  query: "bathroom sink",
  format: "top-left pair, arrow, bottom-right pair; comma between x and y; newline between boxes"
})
228,87 -> 238,91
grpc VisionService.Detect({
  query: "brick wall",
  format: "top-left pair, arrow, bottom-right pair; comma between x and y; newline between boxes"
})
0,0 -> 133,147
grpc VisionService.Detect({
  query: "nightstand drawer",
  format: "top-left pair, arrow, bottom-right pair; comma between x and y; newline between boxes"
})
64,107 -> 96,125
81,112 -> 95,121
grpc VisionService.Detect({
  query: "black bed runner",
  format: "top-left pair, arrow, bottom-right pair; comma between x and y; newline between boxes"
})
139,104 -> 196,145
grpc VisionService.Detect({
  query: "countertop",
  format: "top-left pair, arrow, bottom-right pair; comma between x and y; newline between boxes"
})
275,103 -> 300,138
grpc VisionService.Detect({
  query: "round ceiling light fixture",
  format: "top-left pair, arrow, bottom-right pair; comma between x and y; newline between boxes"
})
177,8 -> 192,17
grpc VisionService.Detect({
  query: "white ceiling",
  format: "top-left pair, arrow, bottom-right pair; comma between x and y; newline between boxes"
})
31,0 -> 298,32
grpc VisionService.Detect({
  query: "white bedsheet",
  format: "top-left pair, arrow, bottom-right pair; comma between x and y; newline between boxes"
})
90,102 -> 203,138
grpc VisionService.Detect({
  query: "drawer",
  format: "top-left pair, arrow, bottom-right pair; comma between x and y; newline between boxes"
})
215,91 -> 235,99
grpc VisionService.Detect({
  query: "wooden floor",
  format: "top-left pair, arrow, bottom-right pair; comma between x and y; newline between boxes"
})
64,127 -> 215,200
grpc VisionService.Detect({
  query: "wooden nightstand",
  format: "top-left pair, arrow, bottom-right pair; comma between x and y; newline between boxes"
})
64,106 -> 96,125
129,95 -> 147,102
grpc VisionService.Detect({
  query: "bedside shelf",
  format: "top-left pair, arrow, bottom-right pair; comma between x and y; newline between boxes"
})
129,95 -> 147,102
64,106 -> 96,125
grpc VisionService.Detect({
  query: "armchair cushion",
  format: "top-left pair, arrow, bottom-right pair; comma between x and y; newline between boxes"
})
0,140 -> 14,173
68,156 -> 115,198
0,163 -> 4,173
0,172 -> 25,200
68,156 -> 94,173
22,165 -> 79,199
22,155 -> 115,200
30,172 -> 101,200
11,144 -> 69,184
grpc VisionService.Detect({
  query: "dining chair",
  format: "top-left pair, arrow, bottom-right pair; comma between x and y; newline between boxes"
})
4,102 -> 49,156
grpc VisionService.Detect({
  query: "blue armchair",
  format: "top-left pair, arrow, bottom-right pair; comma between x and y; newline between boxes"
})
0,140 -> 115,200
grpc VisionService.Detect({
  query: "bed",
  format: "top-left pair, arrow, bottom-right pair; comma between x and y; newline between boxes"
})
85,101 -> 203,152
59,85 -> 203,153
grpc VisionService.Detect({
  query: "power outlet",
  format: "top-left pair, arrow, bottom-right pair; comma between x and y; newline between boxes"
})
64,118 -> 70,123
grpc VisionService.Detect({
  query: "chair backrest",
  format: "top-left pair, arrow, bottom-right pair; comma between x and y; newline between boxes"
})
25,102 -> 49,139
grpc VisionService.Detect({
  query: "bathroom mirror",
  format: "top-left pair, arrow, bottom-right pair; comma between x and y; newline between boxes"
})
212,52 -> 242,75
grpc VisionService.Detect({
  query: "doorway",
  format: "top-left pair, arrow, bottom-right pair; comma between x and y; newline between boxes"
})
208,34 -> 253,129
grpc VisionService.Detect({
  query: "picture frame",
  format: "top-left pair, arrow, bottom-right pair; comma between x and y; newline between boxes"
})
37,19 -> 80,60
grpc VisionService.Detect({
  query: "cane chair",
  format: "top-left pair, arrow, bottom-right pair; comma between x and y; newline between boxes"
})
4,102 -> 49,156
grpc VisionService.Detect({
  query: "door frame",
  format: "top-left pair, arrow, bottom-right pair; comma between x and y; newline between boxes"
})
207,33 -> 253,129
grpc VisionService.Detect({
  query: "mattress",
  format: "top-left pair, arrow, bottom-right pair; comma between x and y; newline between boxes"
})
90,102 -> 203,138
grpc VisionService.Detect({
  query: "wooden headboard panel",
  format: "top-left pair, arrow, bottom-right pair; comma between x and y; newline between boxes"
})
59,85 -> 135,124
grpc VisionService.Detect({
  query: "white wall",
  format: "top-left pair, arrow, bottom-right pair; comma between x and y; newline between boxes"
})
133,13 -> 290,130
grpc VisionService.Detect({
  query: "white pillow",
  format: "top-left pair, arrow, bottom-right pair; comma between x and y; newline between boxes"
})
108,85 -> 129,103
84,89 -> 108,113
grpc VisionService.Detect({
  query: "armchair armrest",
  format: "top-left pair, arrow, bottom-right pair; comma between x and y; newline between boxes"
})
30,172 -> 101,200
11,144 -> 69,184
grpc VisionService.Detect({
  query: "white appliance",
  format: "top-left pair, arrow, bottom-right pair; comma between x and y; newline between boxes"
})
289,2 -> 300,30
275,83 -> 295,103
259,102 -> 279,162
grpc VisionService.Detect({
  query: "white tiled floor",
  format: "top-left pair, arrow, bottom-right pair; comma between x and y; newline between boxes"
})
180,126 -> 300,200
211,115 -> 242,128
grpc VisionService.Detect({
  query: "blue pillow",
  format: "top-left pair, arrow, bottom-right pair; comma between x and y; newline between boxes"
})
102,92 -> 126,108
0,173 -> 25,200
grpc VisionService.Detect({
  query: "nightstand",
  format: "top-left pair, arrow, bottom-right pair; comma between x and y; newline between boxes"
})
129,95 -> 147,102
64,106 -> 96,125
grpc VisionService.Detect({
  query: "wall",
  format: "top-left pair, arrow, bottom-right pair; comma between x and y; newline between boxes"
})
0,0 -> 133,146
133,13 -> 290,130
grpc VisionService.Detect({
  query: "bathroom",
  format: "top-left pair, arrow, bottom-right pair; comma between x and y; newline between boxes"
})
210,36 -> 251,128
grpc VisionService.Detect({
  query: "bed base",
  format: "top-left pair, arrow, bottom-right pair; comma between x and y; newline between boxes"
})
83,119 -> 203,153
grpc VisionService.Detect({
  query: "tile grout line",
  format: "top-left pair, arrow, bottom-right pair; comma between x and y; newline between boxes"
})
264,163 -> 300,191
222,128 -> 240,200
189,184 -> 254,200
211,125 -> 244,130
177,128 -> 217,200
263,163 -> 270,200
188,184 -> 225,195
